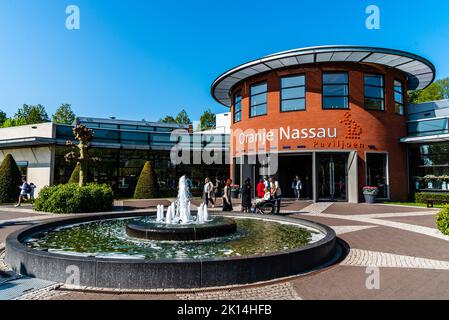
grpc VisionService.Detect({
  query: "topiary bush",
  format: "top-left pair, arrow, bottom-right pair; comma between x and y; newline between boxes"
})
34,183 -> 114,214
68,163 -> 81,184
0,154 -> 23,203
436,206 -> 449,235
134,161 -> 160,199
415,192 -> 449,204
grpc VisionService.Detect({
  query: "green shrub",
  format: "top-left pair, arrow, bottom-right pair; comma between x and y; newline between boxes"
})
415,192 -> 449,204
134,161 -> 160,199
68,163 -> 81,184
436,206 -> 449,235
0,154 -> 23,203
34,183 -> 113,214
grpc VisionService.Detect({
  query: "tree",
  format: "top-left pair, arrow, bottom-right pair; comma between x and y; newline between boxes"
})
0,154 -> 23,203
65,125 -> 97,187
134,161 -> 160,199
0,110 -> 6,127
408,77 -> 449,104
14,104 -> 50,125
52,104 -> 76,125
160,115 -> 177,124
175,109 -> 191,125
436,78 -> 449,100
200,109 -> 216,131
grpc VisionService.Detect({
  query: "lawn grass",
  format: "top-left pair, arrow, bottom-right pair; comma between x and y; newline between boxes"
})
384,201 -> 446,209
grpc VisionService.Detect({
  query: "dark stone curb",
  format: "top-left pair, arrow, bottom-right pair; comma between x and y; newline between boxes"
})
5,212 -> 337,289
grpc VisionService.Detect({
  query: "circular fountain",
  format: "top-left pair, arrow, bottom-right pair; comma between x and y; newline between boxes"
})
125,175 -> 237,241
5,176 -> 339,290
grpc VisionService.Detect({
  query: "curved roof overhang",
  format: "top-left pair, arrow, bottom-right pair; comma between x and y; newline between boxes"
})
211,45 -> 435,107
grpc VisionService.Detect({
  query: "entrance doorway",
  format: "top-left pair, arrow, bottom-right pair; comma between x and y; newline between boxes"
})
317,153 -> 348,201
277,154 -> 313,199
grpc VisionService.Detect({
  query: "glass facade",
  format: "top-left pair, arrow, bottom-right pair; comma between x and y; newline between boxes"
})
281,75 -> 306,112
322,73 -> 349,109
408,118 -> 449,137
409,143 -> 449,192
364,74 -> 385,111
250,82 -> 267,117
54,123 -> 230,198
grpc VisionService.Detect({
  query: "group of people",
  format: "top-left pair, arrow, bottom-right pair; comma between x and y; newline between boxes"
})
202,176 -> 283,214
15,177 -> 36,207
202,177 -> 234,212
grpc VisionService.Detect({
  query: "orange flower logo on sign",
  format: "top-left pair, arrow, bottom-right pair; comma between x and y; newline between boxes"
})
340,112 -> 363,140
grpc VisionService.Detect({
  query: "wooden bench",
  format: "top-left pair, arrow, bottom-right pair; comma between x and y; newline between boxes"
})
427,199 -> 449,208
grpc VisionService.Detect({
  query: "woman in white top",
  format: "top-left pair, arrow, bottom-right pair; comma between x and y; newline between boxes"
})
269,177 -> 282,214
203,177 -> 215,208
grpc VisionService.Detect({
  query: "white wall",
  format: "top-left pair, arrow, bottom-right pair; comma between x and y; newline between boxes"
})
201,112 -> 231,134
0,146 -> 54,195
0,122 -> 54,140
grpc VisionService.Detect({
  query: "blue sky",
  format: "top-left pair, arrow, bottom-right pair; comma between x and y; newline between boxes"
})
0,0 -> 448,122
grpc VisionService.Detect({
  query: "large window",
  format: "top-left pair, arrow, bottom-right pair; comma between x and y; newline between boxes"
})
322,73 -> 349,109
364,74 -> 384,111
409,143 -> 449,192
408,118 -> 449,137
250,82 -> 267,117
281,75 -> 306,112
234,93 -> 242,122
394,80 -> 405,115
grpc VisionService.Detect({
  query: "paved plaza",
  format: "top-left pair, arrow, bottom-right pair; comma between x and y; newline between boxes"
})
1,200 -> 448,300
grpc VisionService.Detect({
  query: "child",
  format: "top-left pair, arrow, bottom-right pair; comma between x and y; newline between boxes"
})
29,183 -> 37,204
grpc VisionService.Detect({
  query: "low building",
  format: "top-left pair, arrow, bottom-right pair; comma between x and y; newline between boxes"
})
0,117 -> 230,197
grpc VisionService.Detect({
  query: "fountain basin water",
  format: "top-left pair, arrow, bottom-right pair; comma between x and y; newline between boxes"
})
5,212 -> 338,290
126,216 -> 237,241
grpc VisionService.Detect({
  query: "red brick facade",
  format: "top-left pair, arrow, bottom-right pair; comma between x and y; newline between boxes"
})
229,62 -> 409,201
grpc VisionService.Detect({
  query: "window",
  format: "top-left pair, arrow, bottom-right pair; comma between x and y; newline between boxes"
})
250,82 -> 267,117
364,74 -> 384,111
394,80 -> 404,115
281,75 -> 306,112
408,118 -> 449,137
322,73 -> 349,109
234,93 -> 242,122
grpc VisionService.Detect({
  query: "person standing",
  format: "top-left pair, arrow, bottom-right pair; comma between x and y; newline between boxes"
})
203,177 -> 215,208
222,179 -> 233,212
29,183 -> 37,205
15,177 -> 29,207
291,177 -> 298,199
295,176 -> 302,200
214,178 -> 222,202
256,178 -> 265,198
269,176 -> 282,214
241,178 -> 252,213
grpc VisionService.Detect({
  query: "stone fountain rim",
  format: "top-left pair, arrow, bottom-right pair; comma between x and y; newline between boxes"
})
6,211 -> 335,263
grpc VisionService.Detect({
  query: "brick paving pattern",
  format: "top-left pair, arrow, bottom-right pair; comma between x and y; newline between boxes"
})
1,201 -> 448,300
177,283 -> 301,300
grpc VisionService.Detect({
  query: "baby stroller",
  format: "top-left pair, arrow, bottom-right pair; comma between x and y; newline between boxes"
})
253,197 -> 277,215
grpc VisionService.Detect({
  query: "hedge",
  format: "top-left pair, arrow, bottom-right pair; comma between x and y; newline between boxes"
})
134,161 -> 160,199
0,154 -> 23,203
436,206 -> 449,235
415,192 -> 449,204
34,183 -> 114,214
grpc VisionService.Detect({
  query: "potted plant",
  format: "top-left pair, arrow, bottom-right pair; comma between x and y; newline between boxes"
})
363,186 -> 379,204
231,184 -> 240,199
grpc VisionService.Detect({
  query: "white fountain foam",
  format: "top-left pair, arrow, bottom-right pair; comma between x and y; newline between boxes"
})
158,175 -> 209,225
